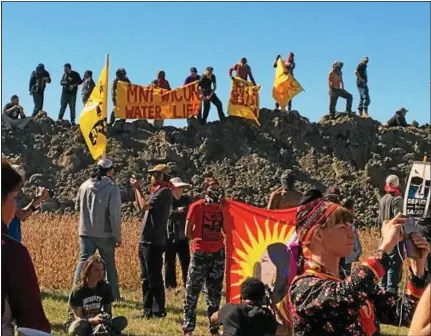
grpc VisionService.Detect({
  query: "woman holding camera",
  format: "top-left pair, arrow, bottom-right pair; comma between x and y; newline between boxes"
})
289,190 -> 430,336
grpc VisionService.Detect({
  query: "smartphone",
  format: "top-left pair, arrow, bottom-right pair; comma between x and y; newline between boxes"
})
402,216 -> 421,260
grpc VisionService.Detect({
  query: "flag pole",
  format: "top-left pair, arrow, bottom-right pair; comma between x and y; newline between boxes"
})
102,54 -> 110,160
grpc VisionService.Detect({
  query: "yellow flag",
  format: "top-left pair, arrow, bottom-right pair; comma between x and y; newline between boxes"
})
272,58 -> 303,111
79,58 -> 109,160
227,77 -> 261,125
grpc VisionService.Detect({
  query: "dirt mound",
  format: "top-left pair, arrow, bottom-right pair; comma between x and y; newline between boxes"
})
2,109 -> 429,227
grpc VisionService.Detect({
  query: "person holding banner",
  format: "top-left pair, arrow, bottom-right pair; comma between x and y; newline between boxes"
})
110,68 -> 130,125
229,57 -> 257,86
151,71 -> 172,129
273,53 -> 295,111
197,67 -> 226,125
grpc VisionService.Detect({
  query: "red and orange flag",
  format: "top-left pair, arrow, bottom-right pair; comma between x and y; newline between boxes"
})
223,200 -> 298,325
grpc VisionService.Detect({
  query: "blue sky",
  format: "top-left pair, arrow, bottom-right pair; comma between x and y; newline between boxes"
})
2,1 -> 430,127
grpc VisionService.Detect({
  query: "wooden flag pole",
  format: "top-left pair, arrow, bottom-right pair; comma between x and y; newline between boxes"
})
101,54 -> 110,160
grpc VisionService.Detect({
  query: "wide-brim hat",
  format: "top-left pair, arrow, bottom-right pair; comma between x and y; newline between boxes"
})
148,164 -> 171,176
170,177 -> 191,188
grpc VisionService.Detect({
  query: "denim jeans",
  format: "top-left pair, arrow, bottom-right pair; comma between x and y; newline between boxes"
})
59,92 -> 77,122
357,84 -> 370,113
32,91 -> 44,116
379,241 -> 404,294
73,236 -> 120,300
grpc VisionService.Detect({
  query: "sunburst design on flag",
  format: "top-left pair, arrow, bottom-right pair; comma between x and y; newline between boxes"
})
228,216 -> 296,323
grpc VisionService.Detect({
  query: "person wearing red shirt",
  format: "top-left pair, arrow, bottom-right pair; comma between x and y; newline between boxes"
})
228,57 -> 257,86
182,178 -> 225,336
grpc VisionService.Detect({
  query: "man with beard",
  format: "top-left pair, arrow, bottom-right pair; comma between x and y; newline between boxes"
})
29,63 -> 51,116
130,164 -> 173,319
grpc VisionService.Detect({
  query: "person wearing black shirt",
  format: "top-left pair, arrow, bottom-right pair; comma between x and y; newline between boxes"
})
355,56 -> 370,118
211,278 -> 286,336
29,63 -> 51,117
2,95 -> 31,131
198,67 -> 226,125
67,255 -> 127,336
110,68 -> 131,125
386,107 -> 409,127
130,164 -> 173,318
165,177 -> 192,289
59,63 -> 82,125
81,70 -> 95,105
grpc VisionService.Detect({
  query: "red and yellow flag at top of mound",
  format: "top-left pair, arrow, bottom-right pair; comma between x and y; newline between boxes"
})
272,57 -> 304,111
223,199 -> 298,326
79,56 -> 109,160
227,77 -> 261,125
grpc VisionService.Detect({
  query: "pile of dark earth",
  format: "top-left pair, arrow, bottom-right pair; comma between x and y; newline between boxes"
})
2,109 -> 429,228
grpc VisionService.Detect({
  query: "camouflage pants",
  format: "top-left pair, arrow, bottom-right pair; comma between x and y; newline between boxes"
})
183,249 -> 225,333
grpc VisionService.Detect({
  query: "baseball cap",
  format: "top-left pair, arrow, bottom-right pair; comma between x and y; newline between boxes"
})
170,177 -> 191,188
148,164 -> 171,176
11,95 -> 19,101
241,57 -> 247,63
64,63 -> 71,69
206,66 -> 214,72
11,164 -> 26,179
385,175 -> 400,193
190,67 -> 198,73
97,158 -> 113,169
397,107 -> 408,114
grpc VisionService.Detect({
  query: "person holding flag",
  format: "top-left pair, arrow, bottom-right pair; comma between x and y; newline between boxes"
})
79,56 -> 109,161
273,53 -> 296,111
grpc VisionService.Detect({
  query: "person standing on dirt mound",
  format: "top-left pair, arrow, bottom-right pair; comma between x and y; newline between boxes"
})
229,57 -> 257,86
273,52 -> 295,111
197,67 -> 226,125
355,56 -> 370,118
73,158 -> 122,301
267,170 -> 302,210
328,61 -> 353,119
110,68 -> 130,126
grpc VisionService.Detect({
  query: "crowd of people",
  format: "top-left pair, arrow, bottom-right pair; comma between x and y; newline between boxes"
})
2,55 -> 415,134
2,156 -> 431,336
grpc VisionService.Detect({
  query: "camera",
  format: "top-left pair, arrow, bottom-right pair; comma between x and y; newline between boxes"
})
402,215 -> 421,260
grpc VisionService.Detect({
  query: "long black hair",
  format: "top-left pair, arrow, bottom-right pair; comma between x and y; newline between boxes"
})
1,158 -> 22,202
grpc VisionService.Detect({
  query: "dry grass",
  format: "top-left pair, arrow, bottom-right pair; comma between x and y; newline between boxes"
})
22,215 -> 408,335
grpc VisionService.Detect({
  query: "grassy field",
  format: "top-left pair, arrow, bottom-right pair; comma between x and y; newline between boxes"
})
23,215 -> 409,336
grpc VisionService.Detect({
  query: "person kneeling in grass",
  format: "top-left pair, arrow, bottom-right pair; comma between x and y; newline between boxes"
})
67,256 -> 127,336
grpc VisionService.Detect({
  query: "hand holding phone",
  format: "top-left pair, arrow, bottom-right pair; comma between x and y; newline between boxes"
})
402,216 -> 422,260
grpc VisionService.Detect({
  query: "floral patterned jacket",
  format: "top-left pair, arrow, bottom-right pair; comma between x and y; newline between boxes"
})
289,250 -> 428,336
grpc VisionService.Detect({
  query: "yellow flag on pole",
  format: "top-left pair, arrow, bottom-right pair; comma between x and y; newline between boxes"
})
79,56 -> 109,160
272,58 -> 303,111
227,77 -> 261,125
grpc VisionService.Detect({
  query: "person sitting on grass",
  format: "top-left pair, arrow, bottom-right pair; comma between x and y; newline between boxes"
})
289,189 -> 430,336
210,277 -> 288,336
67,255 -> 127,336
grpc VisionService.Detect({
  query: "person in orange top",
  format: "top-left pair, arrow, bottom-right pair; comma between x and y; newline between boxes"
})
228,57 -> 257,86
183,178 -> 225,336
328,61 -> 353,119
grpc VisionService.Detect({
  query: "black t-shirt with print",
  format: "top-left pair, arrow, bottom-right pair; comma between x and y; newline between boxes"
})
219,303 -> 278,336
140,186 -> 173,246
198,74 -> 216,96
69,282 -> 113,319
